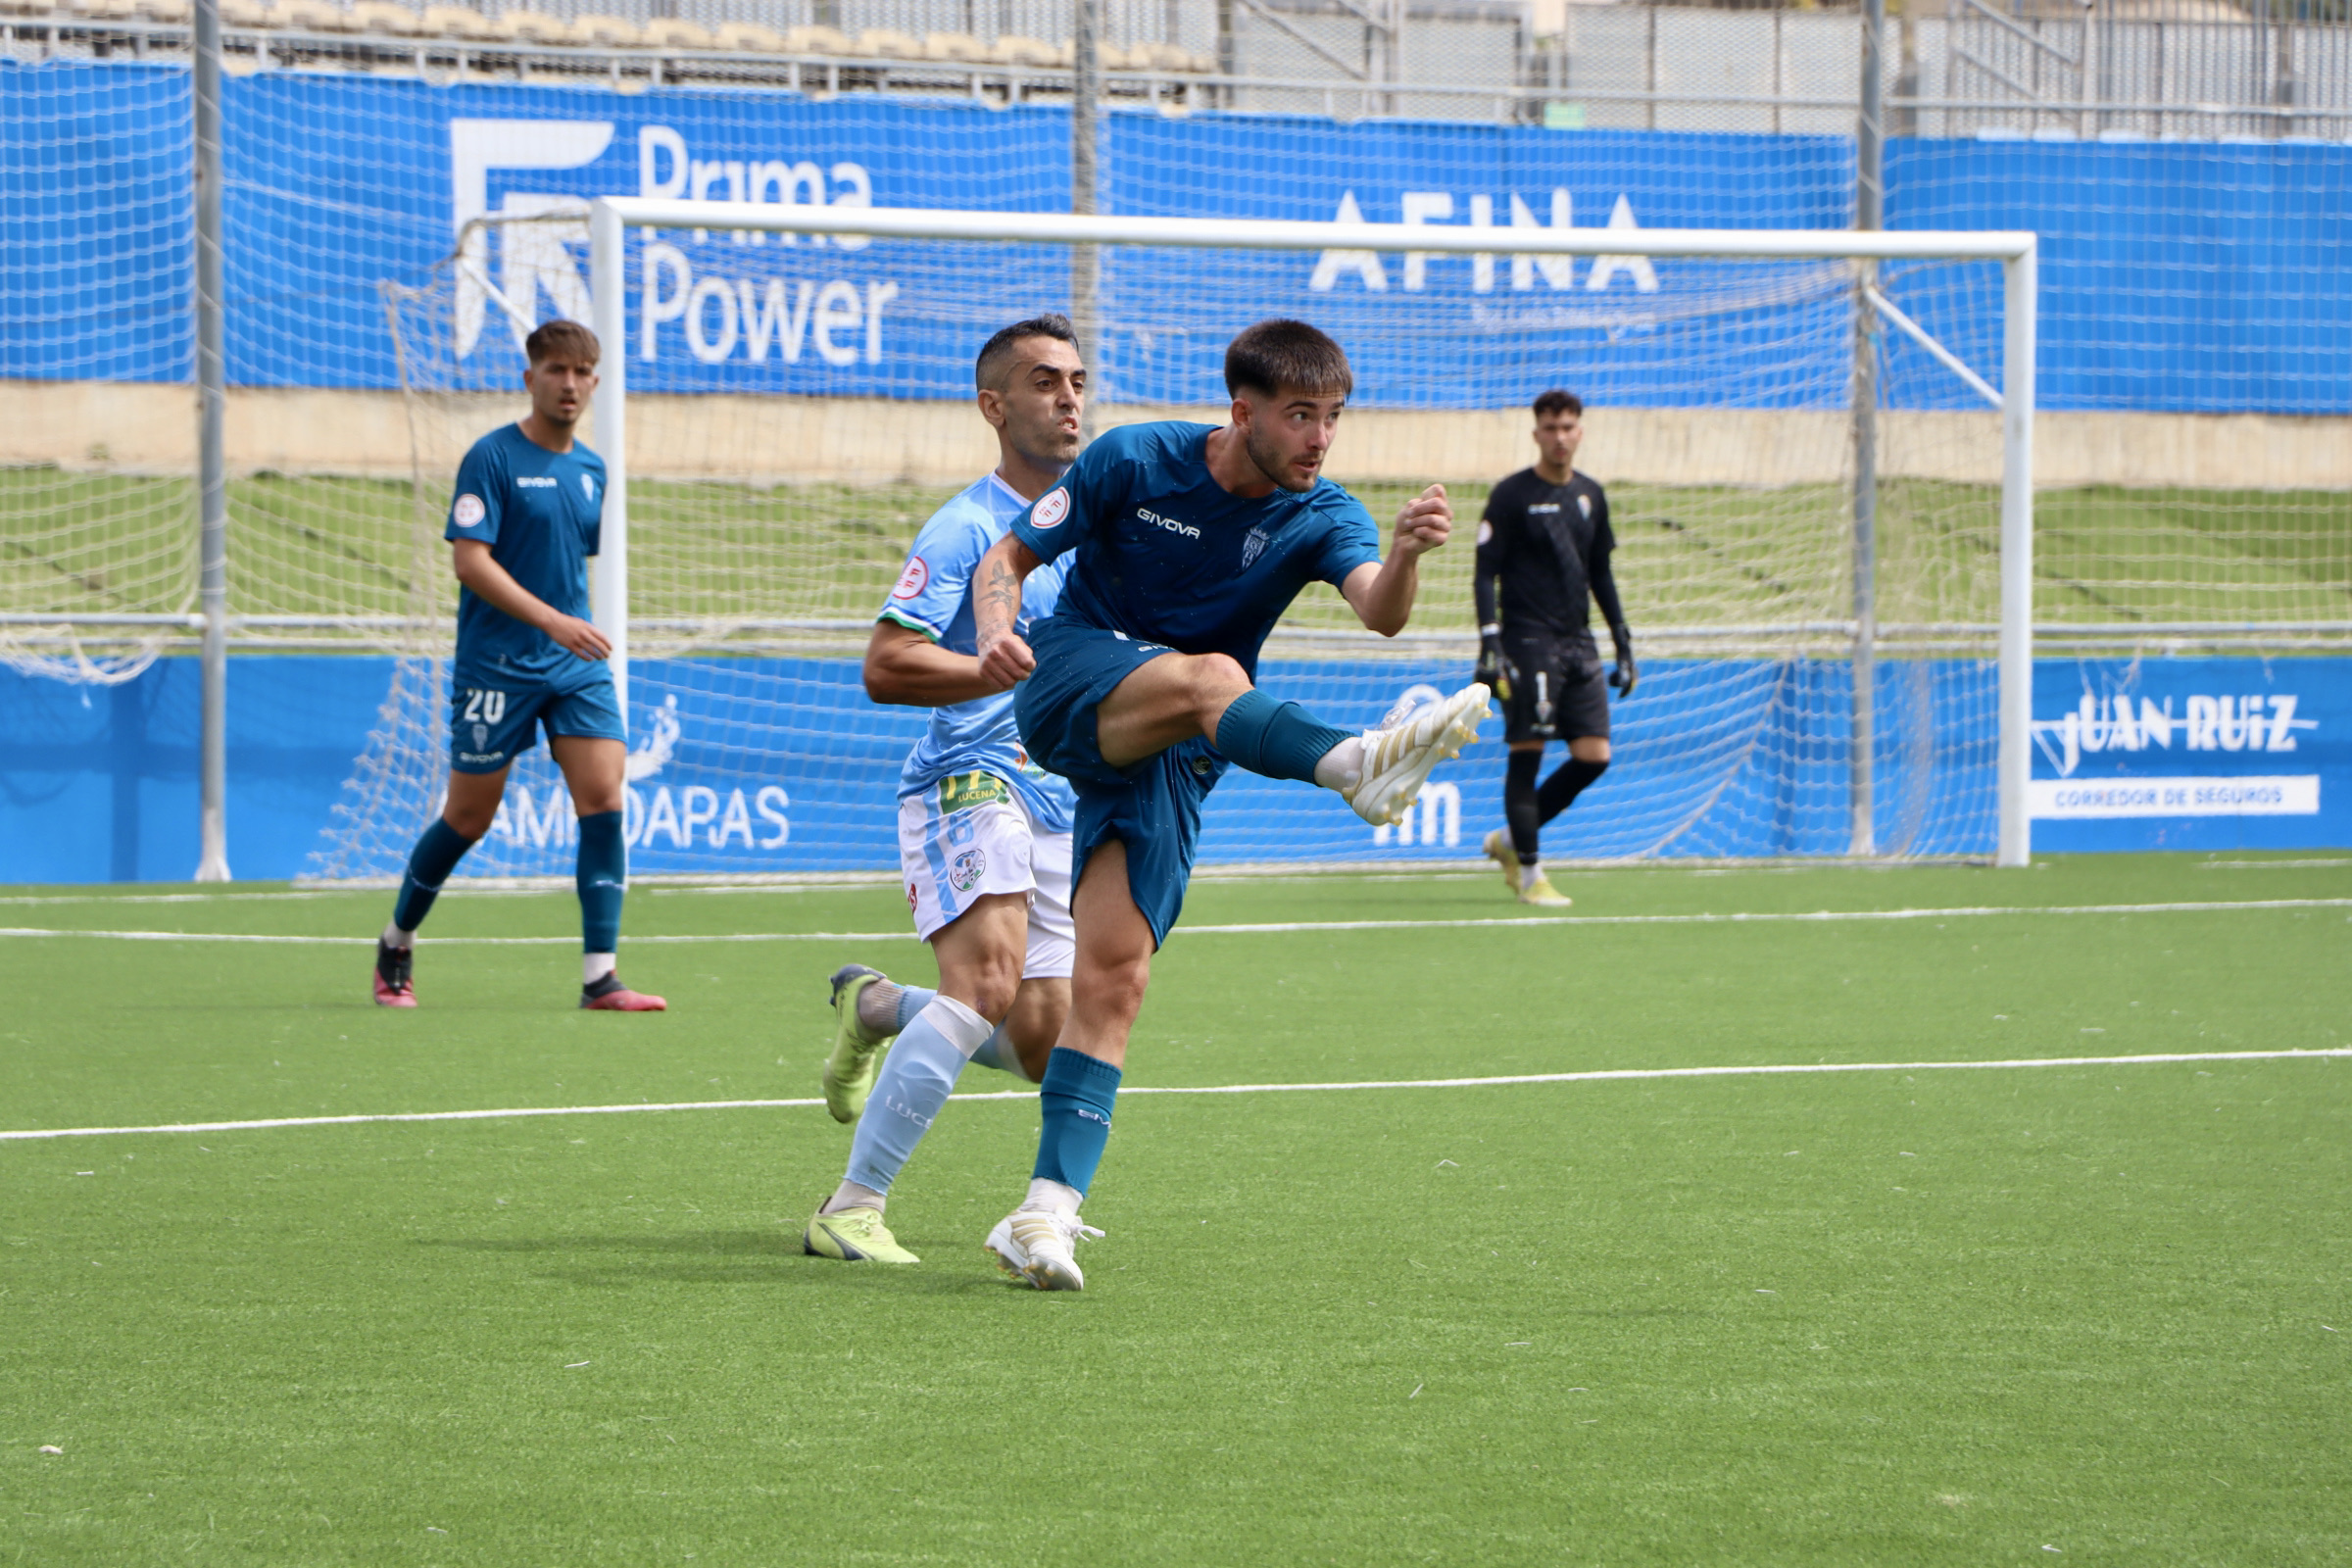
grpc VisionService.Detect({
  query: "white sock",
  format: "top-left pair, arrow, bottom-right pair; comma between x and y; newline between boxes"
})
1311,735 -> 1364,792
821,1180 -> 887,1216
1520,862 -> 1544,890
1021,1177 -> 1082,1215
583,952 -> 616,986
381,922 -> 415,950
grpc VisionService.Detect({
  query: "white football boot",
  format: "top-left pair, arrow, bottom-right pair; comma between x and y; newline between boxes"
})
1342,682 -> 1492,827
985,1207 -> 1104,1293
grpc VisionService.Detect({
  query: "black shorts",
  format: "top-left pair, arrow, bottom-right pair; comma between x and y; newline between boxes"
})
1499,631 -> 1611,744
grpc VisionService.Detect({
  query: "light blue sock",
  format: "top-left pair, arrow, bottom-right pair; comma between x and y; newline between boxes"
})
893,985 -> 937,1034
970,1019 -> 1035,1081
844,996 -> 992,1196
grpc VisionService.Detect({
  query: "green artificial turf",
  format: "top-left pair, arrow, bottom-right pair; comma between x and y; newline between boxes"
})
4,856 -> 2350,1564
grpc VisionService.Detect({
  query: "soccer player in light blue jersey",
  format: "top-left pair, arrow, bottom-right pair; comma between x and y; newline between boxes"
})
370,320 -> 664,1013
969,318 -> 1491,1289
802,317 -> 1087,1266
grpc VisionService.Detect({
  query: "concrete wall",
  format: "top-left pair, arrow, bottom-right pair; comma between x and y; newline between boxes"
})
4,380 -> 2347,492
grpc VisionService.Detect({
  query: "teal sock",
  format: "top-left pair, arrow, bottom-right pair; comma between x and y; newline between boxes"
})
1032,1047 -> 1121,1196
576,809 -> 625,954
392,818 -> 476,931
1213,689 -> 1353,783
845,997 -> 991,1195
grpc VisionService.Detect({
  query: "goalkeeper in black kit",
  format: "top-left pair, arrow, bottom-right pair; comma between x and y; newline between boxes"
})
1474,388 -> 1635,906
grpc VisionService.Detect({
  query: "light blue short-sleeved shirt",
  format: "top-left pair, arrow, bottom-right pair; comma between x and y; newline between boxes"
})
881,471 -> 1077,829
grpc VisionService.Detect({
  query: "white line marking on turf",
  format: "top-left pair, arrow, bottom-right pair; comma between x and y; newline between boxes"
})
3,1048 -> 2342,1143
4,898 -> 2347,949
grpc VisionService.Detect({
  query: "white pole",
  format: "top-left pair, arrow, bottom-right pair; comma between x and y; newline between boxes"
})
594,198 -> 2034,262
1997,243 -> 2037,867
192,0 -> 230,882
589,201 -> 629,726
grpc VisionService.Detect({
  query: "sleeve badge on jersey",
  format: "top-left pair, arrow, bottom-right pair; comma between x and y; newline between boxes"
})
1475,519 -> 1493,546
452,494 -> 486,528
892,557 -> 930,600
1029,488 -> 1070,530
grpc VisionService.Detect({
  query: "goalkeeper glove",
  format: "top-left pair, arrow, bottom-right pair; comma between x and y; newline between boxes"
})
1476,628 -> 1511,701
1608,626 -> 1638,697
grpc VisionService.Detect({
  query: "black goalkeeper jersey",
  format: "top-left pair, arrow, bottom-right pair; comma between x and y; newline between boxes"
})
1475,466 -> 1624,641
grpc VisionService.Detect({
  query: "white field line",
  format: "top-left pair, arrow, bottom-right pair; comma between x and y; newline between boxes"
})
3,1048 -> 2344,1144
3,898 -> 2349,949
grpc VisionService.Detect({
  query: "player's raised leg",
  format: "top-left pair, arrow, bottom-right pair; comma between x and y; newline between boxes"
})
550,732 -> 663,1010
1079,642 -> 1489,830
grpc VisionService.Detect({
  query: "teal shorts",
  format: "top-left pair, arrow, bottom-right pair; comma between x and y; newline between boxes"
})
1013,615 -> 1230,947
447,665 -> 624,773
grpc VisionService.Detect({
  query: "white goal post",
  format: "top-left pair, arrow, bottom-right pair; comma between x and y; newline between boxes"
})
584,198 -> 2037,866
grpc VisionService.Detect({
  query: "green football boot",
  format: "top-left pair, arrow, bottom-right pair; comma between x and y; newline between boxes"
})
822,963 -> 894,1125
804,1204 -> 919,1264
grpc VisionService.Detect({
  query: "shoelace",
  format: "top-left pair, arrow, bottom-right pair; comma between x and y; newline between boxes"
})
1015,1210 -> 1105,1249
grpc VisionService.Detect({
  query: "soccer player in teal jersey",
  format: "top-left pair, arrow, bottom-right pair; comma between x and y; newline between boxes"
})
968,318 -> 1491,1290
370,319 -> 664,1012
801,316 -> 1086,1266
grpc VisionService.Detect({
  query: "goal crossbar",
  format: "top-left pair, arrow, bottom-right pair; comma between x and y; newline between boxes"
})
583,200 -> 2038,866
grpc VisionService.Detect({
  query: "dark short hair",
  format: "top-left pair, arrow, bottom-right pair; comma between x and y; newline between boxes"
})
975,314 -> 1080,391
1224,318 -> 1352,400
525,318 -> 600,368
1533,388 -> 1584,419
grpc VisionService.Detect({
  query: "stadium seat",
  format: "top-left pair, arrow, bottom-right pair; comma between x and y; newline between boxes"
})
68,0 -> 139,20
219,0 -> 271,24
504,10 -> 571,45
421,4 -> 504,40
349,2 -> 426,36
267,0 -> 345,30
567,13 -> 641,46
922,31 -> 986,63
711,20 -> 783,52
135,0 -> 193,21
989,33 -> 1059,67
640,17 -> 712,48
782,24 -> 851,54
856,27 -> 922,60
1140,41 -> 1193,72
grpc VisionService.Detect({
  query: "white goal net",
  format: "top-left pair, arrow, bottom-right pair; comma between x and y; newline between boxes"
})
308,202 -> 2034,880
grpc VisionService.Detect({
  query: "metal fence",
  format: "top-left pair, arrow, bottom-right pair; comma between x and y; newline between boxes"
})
11,0 -> 2350,132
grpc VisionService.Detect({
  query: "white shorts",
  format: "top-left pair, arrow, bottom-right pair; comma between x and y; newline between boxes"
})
897,773 -> 1075,980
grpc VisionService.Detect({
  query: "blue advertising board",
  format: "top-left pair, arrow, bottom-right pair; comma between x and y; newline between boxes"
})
2027,658 -> 2351,853
4,655 -> 2342,884
4,60 -> 2349,412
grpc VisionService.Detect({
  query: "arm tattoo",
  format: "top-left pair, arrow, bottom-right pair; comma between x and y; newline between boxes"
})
977,555 -> 1022,639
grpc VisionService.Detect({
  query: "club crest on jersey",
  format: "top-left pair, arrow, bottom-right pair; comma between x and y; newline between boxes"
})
1241,525 -> 1271,568
1578,493 -> 1592,518
951,847 -> 987,892
581,473 -> 598,503
452,493 -> 486,528
892,557 -> 930,600
472,722 -> 490,750
1030,488 -> 1070,530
